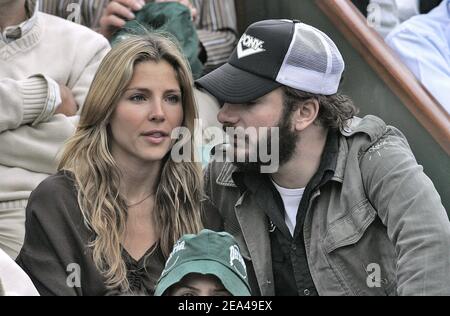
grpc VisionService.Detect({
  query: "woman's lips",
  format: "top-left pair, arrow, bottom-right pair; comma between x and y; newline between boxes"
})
141,131 -> 169,145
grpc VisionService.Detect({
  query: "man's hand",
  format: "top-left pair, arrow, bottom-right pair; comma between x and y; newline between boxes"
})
99,0 -> 146,40
54,85 -> 78,117
99,0 -> 197,39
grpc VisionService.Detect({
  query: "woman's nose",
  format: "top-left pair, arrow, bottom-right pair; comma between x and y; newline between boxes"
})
148,100 -> 166,122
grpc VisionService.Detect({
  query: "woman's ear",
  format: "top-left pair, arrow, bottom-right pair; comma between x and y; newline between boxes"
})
293,99 -> 320,132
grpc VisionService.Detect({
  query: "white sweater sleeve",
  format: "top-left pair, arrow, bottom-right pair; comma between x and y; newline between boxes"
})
0,115 -> 78,175
69,36 -> 110,110
0,75 -> 61,133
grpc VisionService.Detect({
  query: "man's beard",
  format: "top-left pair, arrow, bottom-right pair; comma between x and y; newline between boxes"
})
232,110 -> 299,173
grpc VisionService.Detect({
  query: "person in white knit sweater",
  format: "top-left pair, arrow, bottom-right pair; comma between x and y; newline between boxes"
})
0,0 -> 110,259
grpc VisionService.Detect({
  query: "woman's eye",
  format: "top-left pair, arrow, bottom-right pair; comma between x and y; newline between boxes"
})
181,292 -> 196,297
129,94 -> 146,102
166,95 -> 181,104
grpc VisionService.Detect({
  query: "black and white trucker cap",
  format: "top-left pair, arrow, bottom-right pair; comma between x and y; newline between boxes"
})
196,19 -> 345,104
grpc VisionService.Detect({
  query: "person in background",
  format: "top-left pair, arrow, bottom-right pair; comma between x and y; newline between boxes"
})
42,0 -> 235,74
155,230 -> 251,296
0,0 -> 110,259
40,0 -> 237,73
386,0 -> 450,113
366,0 -> 443,37
368,0 -> 419,37
100,0 -> 237,73
38,0 -> 107,28
17,34 -> 209,296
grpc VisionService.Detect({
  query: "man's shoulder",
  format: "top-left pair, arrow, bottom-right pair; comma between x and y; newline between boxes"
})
37,12 -> 108,46
341,115 -> 388,143
342,115 -> 414,166
339,115 -> 413,163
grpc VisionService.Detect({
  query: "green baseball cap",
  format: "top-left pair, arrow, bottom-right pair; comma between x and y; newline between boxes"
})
155,230 -> 251,296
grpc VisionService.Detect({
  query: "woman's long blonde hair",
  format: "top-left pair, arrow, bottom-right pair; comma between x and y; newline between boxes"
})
59,34 -> 203,291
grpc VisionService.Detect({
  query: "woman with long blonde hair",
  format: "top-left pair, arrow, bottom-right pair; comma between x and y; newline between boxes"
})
17,34 -> 205,296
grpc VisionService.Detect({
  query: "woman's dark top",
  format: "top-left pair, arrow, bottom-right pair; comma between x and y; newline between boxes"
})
16,171 -> 166,296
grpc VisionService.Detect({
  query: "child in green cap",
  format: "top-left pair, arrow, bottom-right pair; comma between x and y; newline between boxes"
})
155,230 -> 251,296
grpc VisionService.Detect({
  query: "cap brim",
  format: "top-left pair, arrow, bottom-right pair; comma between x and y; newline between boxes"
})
154,260 -> 251,296
196,63 -> 281,104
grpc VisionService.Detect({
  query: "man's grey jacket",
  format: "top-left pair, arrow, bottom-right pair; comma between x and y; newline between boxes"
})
203,115 -> 450,296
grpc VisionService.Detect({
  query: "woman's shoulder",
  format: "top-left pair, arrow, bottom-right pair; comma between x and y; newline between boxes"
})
27,170 -> 79,220
31,170 -> 77,199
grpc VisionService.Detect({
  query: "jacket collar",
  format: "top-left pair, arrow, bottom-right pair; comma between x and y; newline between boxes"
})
334,115 -> 387,181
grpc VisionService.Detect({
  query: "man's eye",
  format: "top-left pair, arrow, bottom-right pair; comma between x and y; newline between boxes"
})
246,100 -> 259,106
129,94 -> 146,102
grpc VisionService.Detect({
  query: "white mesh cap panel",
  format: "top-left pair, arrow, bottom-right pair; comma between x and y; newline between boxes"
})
276,23 -> 345,95
286,29 -> 329,73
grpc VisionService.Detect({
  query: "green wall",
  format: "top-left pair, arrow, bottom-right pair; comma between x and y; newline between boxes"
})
236,0 -> 450,212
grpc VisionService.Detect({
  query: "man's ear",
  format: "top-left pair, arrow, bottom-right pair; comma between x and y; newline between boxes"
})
293,99 -> 320,132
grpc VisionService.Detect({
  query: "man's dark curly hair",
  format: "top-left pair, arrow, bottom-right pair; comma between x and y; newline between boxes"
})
282,86 -> 358,130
